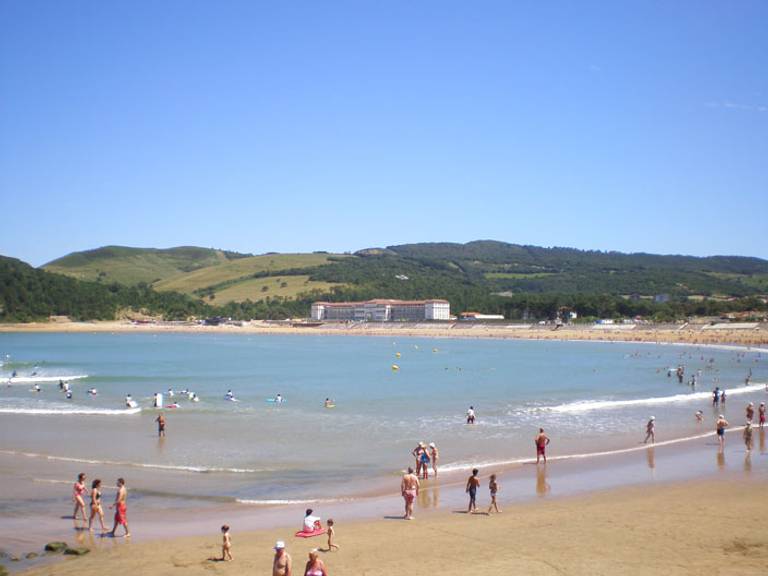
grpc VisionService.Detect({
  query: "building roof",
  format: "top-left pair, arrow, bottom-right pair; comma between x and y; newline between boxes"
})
313,299 -> 449,307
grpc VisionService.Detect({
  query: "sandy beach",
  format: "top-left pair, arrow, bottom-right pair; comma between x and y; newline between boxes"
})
14,473 -> 768,576
1,319 -> 767,347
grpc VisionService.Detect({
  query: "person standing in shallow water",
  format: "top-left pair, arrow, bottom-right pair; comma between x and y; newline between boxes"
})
155,413 -> 166,437
535,428 -> 550,463
466,468 -> 480,513
716,415 -> 729,450
644,417 -> 656,444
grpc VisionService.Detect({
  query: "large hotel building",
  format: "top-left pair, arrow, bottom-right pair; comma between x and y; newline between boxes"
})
310,299 -> 450,322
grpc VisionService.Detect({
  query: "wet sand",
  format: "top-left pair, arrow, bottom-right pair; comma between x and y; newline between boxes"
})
15,471 -> 768,576
2,319 -> 767,347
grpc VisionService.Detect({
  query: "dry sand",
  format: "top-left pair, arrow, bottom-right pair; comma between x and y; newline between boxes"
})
17,475 -> 768,576
2,319 -> 767,348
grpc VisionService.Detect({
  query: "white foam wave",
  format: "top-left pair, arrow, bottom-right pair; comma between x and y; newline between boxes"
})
544,383 -> 766,414
4,375 -> 89,384
236,497 -> 349,506
0,407 -> 141,416
0,449 -> 263,474
438,426 -> 751,473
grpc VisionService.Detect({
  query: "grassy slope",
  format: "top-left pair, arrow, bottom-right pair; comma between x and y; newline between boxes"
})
209,275 -> 342,304
154,253 -> 344,295
44,246 -> 228,285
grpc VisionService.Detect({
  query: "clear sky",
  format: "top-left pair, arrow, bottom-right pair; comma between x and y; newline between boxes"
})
1,0 -> 766,266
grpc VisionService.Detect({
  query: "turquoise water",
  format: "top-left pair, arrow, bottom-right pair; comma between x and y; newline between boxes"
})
0,333 -> 765,510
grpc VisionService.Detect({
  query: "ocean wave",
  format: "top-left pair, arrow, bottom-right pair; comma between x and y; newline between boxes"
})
542,382 -> 766,414
0,406 -> 141,416
4,375 -> 89,384
236,497 -> 350,506
437,427 -> 749,473
0,449 -> 265,474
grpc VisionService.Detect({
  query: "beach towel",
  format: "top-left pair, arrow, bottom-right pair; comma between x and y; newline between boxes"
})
294,528 -> 326,538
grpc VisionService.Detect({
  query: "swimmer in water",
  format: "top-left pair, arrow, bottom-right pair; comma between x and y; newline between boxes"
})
324,398 -> 334,408
275,394 -> 283,404
33,384 -> 41,393
695,410 -> 704,423
466,406 -> 476,425
66,390 -> 73,399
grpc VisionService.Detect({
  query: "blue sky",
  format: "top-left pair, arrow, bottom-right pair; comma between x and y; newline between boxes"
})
1,0 -> 766,266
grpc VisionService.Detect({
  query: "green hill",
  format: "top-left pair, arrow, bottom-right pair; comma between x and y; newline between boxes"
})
43,246 -> 248,285
27,240 -> 768,322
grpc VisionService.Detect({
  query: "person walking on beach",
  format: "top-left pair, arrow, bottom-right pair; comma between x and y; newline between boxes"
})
644,416 -> 656,444
429,442 -> 439,477
716,415 -> 729,450
712,387 -> 720,406
273,541 -> 292,576
487,474 -> 501,514
746,403 -> 755,423
466,406 -> 476,424
304,549 -> 328,576
535,428 -> 550,463
88,479 -> 106,533
325,518 -> 339,551
220,525 -> 232,561
743,421 -> 754,452
155,413 -> 166,437
759,402 -> 766,429
466,468 -> 480,513
72,472 -> 87,523
108,477 -> 130,538
401,467 -> 419,520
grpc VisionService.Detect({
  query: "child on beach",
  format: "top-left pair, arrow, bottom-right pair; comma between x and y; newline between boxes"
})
487,474 -> 501,514
221,525 -> 232,561
326,518 -> 339,551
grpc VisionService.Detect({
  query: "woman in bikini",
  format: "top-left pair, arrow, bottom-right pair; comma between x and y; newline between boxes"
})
88,478 -> 106,532
72,473 -> 87,523
304,550 -> 328,576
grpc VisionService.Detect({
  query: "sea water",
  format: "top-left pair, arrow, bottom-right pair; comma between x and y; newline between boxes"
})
0,332 -> 765,514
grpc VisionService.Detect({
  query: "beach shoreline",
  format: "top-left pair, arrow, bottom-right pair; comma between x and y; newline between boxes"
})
13,470 -> 768,576
1,319 -> 767,347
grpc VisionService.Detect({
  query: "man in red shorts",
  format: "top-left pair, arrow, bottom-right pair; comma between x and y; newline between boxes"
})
535,428 -> 550,464
109,477 -> 130,538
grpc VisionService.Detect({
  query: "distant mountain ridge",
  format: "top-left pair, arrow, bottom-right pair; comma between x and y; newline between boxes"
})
38,241 -> 768,307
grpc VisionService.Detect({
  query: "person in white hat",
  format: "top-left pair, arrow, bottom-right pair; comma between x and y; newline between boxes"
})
272,541 -> 291,576
743,421 -> 754,452
644,416 -> 656,444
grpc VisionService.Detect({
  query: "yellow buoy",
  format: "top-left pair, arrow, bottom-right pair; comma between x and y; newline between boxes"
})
432,348 -> 438,353
391,364 -> 400,371
395,352 -> 401,358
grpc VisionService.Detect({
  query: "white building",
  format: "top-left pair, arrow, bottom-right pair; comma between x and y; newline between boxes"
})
311,299 -> 450,322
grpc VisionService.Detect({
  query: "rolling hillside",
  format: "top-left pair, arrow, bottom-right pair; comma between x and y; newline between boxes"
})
38,242 -> 768,314
44,246 -> 246,285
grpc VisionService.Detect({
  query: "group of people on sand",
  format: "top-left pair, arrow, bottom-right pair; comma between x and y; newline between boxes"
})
71,473 -> 129,537
411,442 -> 439,479
401,427 -> 551,520
272,543 -> 331,576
